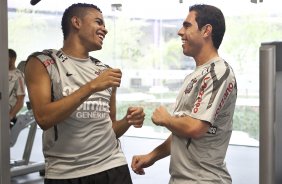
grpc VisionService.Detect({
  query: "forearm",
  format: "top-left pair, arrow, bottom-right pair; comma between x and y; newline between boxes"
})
164,116 -> 209,139
109,87 -> 130,138
9,100 -> 24,120
112,117 -> 131,138
149,135 -> 171,162
112,106 -> 145,138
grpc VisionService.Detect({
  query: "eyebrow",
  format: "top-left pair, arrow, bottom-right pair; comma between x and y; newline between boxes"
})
183,21 -> 192,27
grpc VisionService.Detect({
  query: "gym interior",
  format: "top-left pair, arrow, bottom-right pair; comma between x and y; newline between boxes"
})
1,0 -> 282,184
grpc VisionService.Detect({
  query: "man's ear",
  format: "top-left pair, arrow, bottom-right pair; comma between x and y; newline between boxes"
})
201,24 -> 212,38
71,16 -> 81,29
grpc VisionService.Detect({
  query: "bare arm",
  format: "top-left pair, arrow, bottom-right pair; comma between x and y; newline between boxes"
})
110,88 -> 145,138
147,134 -> 171,162
110,87 -> 130,138
152,106 -> 210,139
25,56 -> 122,130
131,135 -> 171,175
9,95 -> 25,120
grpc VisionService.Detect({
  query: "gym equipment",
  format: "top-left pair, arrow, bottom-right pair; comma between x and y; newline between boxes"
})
260,42 -> 282,184
10,102 -> 45,177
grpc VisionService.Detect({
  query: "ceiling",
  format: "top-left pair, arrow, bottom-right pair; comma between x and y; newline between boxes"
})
8,0 -> 282,19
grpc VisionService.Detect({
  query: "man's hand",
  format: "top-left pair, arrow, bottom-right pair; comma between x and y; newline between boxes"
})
151,106 -> 171,127
131,154 -> 155,175
90,68 -> 122,92
126,107 -> 145,128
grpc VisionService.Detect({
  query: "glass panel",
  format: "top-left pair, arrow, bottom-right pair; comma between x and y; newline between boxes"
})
8,0 -> 282,146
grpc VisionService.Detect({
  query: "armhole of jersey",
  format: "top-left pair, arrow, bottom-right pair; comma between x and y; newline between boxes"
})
28,51 -> 58,70
27,51 -> 59,141
29,51 -> 59,101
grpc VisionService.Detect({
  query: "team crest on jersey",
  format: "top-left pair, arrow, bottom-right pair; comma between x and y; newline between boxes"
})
184,78 -> 197,94
202,67 -> 210,75
95,69 -> 103,75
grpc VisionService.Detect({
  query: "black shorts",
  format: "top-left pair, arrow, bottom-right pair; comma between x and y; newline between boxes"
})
44,165 -> 133,184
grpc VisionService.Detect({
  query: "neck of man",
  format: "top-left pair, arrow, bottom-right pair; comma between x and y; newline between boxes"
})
194,47 -> 219,67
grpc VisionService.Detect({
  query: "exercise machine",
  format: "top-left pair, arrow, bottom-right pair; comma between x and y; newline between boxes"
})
10,102 -> 45,177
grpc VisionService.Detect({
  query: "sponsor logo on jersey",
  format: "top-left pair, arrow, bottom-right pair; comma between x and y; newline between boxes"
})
184,78 -> 197,94
214,82 -> 235,120
76,99 -> 109,119
76,111 -> 108,119
62,86 -> 110,119
56,50 -> 68,62
43,59 -> 55,67
193,76 -> 210,113
207,125 -> 217,134
66,72 -> 73,77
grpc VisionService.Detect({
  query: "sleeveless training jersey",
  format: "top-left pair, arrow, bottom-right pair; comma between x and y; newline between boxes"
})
169,57 -> 237,184
31,49 -> 127,179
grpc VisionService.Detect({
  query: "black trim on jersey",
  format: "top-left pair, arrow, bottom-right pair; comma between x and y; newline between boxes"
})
90,56 -> 111,68
207,61 -> 230,109
28,50 -> 60,141
55,50 -> 68,62
28,51 -> 58,103
186,138 -> 192,149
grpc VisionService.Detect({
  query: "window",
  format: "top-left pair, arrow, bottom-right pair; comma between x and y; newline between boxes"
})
8,0 -> 282,146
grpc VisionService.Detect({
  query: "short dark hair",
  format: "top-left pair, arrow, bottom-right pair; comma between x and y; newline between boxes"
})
8,49 -> 17,59
61,3 -> 102,40
189,4 -> 225,49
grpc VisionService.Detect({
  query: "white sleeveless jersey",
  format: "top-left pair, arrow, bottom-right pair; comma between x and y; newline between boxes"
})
169,57 -> 237,184
32,49 -> 127,179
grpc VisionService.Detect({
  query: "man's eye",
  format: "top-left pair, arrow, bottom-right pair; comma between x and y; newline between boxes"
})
97,20 -> 105,26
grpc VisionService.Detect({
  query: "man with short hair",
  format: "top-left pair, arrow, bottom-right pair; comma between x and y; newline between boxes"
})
131,4 -> 237,184
8,48 -> 25,126
25,3 -> 145,184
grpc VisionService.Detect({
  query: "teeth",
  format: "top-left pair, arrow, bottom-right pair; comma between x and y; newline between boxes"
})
98,34 -> 104,40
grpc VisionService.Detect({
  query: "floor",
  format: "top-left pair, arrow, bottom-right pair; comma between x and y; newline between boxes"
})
10,128 -> 259,184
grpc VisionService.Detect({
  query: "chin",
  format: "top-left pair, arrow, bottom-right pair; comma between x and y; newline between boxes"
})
92,45 -> 102,51
183,50 -> 189,56
183,49 -> 192,56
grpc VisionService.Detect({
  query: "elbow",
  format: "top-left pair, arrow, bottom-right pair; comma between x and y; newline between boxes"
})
33,113 -> 51,131
190,133 -> 204,139
187,129 -> 206,139
187,120 -> 210,139
38,123 -> 49,131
